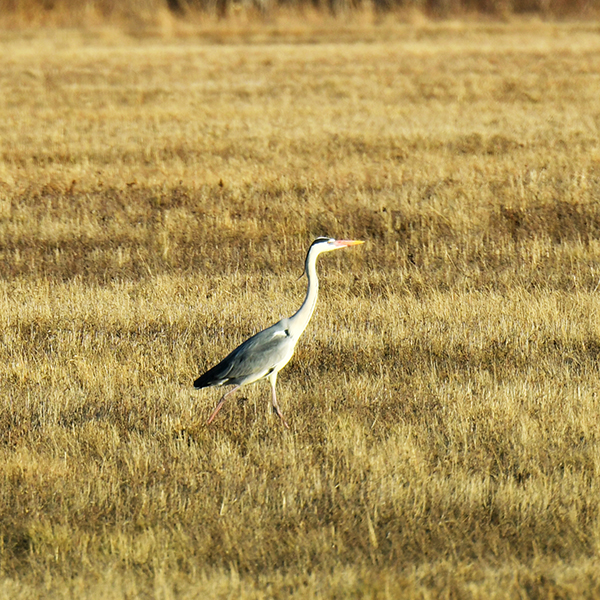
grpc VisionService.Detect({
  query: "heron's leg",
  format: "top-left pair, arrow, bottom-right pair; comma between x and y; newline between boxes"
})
269,373 -> 289,429
207,385 -> 241,425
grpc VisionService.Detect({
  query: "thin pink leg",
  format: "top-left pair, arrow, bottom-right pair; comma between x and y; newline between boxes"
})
207,385 -> 241,425
269,375 -> 289,429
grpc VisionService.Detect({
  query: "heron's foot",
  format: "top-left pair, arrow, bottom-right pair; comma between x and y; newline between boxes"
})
272,405 -> 290,429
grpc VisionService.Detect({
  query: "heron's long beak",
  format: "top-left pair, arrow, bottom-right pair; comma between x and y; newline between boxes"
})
334,240 -> 365,247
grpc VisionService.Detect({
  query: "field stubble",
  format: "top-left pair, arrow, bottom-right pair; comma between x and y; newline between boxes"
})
1,21 -> 600,599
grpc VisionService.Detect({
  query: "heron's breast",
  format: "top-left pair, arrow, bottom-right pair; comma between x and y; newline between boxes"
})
273,337 -> 298,372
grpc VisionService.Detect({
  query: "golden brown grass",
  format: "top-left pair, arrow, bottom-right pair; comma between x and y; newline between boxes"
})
1,21 -> 600,598
2,0 -> 600,28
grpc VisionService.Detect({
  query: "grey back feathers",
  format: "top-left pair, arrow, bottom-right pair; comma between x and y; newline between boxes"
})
193,320 -> 294,389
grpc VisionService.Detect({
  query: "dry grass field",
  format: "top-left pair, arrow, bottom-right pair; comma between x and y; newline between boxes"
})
1,20 -> 600,599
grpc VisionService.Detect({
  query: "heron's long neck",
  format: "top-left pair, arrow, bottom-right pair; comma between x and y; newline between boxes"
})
288,249 -> 320,338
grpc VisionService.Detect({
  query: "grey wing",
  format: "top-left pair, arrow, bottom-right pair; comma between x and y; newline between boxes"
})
194,322 -> 294,389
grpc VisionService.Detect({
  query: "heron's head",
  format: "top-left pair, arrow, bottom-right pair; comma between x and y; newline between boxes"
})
300,237 -> 364,279
310,237 -> 365,254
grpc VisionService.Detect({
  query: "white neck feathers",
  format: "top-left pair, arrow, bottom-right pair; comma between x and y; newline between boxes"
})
287,244 -> 324,338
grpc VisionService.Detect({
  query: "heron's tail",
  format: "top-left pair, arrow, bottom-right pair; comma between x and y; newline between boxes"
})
193,372 -> 215,389
193,363 -> 228,389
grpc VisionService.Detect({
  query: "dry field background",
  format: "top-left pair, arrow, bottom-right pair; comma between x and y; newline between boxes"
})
2,0 -> 599,26
1,21 -> 600,599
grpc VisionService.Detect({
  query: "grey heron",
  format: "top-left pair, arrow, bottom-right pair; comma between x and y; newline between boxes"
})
194,237 -> 364,428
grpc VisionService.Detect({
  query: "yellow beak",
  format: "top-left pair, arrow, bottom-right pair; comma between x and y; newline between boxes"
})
334,240 -> 365,247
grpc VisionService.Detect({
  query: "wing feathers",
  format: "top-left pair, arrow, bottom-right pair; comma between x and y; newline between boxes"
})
194,321 -> 295,389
